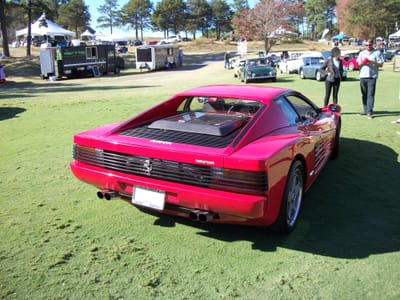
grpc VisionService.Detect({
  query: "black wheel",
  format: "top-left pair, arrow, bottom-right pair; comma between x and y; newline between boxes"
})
114,67 -> 120,74
272,160 -> 304,233
331,118 -> 341,159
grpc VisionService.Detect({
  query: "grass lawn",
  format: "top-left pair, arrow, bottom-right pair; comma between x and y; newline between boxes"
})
0,45 -> 400,299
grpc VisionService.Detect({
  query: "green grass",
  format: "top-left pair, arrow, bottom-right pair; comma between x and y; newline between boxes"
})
1,53 -> 400,299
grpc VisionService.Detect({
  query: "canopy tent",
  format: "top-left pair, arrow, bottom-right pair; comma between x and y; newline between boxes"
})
331,33 -> 350,40
389,30 -> 400,46
389,30 -> 400,39
15,13 -> 75,39
80,29 -> 95,41
81,29 -> 94,37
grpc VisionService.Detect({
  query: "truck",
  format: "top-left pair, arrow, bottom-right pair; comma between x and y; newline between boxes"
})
135,44 -> 181,71
39,44 -> 125,79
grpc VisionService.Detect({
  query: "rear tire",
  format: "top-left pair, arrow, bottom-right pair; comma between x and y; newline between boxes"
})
331,118 -> 341,159
271,160 -> 304,233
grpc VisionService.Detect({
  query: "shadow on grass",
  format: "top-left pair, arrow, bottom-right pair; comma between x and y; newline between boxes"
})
0,107 -> 26,121
0,80 -> 159,95
341,110 -> 400,118
151,137 -> 400,258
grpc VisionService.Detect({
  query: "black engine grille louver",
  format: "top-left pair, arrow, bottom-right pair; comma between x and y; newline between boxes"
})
120,126 -> 238,148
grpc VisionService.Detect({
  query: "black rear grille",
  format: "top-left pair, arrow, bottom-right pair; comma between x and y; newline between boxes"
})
120,126 -> 238,148
74,145 -> 267,195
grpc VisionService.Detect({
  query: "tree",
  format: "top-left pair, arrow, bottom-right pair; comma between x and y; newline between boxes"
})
0,0 -> 10,57
305,0 -> 336,40
249,0 -> 302,53
185,0 -> 212,39
152,0 -> 186,37
57,0 -> 90,36
346,0 -> 400,39
97,0 -> 120,34
210,0 -> 232,40
120,0 -> 153,40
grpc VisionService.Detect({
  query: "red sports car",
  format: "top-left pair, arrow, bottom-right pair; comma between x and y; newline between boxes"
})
70,85 -> 341,233
341,51 -> 360,71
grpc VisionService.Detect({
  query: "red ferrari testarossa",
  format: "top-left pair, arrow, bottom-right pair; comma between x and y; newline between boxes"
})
70,84 -> 341,233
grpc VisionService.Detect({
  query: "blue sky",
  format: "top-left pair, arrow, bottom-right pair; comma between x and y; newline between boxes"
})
84,0 -> 257,37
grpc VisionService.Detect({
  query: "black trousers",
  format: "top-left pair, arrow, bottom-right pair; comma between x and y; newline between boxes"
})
324,78 -> 341,106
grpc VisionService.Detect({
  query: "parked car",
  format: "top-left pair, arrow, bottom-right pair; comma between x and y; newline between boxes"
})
159,35 -> 182,44
129,40 -> 143,46
385,49 -> 400,61
70,84 -> 342,233
299,55 -> 347,81
341,51 -> 360,71
238,58 -> 277,83
299,56 -> 326,80
278,58 -> 303,74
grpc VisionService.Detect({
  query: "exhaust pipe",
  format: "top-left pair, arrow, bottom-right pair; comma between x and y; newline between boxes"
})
189,210 -> 200,221
198,211 -> 216,223
97,190 -> 117,200
188,210 -> 216,222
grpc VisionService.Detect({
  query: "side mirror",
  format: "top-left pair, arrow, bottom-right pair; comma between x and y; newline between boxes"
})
328,103 -> 341,113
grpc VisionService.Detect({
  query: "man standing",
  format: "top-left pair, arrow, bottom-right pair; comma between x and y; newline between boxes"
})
357,39 -> 384,119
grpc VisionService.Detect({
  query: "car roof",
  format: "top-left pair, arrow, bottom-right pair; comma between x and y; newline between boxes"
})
176,84 -> 289,104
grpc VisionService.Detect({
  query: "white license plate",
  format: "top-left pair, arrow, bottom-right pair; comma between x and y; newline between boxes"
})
132,186 -> 165,210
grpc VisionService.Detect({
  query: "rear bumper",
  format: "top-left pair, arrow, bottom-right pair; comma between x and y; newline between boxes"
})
70,161 -> 267,222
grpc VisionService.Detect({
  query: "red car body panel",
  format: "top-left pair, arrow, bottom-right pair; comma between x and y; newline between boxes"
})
70,84 -> 341,227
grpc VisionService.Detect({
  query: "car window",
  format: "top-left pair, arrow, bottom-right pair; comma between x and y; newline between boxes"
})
286,95 -> 319,120
178,97 -> 262,116
274,96 -> 299,126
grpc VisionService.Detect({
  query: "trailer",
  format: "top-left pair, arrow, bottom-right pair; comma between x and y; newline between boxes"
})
39,44 -> 125,79
135,44 -> 181,71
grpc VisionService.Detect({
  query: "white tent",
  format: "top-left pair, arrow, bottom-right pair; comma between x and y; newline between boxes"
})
15,13 -> 75,39
389,30 -> 400,46
389,30 -> 400,39
81,29 -> 94,41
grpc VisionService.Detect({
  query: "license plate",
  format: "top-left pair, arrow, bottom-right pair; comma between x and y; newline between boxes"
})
132,186 -> 165,210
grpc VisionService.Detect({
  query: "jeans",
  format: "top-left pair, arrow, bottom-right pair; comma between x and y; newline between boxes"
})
360,77 -> 377,114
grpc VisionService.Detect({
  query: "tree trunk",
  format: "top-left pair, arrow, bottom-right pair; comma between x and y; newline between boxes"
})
0,0 -> 10,57
27,0 -> 32,57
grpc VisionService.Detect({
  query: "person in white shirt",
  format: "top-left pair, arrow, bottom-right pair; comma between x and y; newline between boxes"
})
356,39 -> 384,119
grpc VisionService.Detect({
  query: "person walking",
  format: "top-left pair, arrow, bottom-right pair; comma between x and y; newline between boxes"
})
224,51 -> 231,69
356,39 -> 384,119
320,47 -> 344,106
